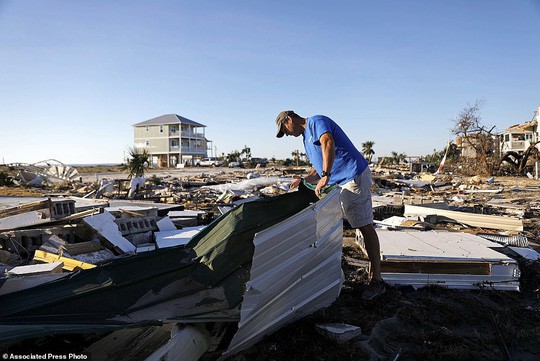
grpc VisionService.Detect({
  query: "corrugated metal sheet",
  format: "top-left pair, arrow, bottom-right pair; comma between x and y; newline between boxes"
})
378,230 -> 520,291
222,189 -> 344,358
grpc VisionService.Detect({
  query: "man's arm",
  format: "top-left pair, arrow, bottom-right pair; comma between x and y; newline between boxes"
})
316,132 -> 335,197
290,167 -> 319,190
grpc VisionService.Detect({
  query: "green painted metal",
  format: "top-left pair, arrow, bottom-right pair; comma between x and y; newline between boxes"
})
0,185 -> 319,343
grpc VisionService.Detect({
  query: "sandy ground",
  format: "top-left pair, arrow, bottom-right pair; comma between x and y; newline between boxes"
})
78,166 -> 238,182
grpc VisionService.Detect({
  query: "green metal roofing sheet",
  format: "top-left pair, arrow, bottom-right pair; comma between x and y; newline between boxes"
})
0,186 -> 319,343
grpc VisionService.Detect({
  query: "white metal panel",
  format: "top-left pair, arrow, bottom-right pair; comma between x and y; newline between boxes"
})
155,226 -> 205,248
221,189 -> 344,358
378,229 -> 520,291
382,263 -> 520,291
378,230 -> 519,262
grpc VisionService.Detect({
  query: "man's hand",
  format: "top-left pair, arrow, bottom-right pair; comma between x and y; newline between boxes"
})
290,175 -> 303,190
315,175 -> 329,197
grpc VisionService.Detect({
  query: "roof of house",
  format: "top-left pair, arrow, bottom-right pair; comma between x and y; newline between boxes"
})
133,114 -> 206,127
505,119 -> 537,133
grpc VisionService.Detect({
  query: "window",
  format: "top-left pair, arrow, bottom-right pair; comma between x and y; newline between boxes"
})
146,126 -> 149,131
160,125 -> 164,133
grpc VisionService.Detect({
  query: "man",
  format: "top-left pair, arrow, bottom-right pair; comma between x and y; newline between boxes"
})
275,110 -> 385,300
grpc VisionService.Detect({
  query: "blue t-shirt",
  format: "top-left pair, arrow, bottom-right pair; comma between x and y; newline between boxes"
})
303,115 -> 368,185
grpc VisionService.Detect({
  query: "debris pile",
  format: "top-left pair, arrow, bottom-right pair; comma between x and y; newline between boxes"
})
0,164 -> 539,360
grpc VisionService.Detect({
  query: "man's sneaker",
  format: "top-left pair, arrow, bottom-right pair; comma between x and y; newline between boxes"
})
362,278 -> 386,301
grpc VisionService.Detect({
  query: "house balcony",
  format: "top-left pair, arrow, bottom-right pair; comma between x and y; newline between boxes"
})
181,131 -> 205,138
181,146 -> 206,154
501,140 -> 528,153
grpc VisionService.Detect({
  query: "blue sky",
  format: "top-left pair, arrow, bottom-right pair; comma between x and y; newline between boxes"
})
1,0 -> 539,164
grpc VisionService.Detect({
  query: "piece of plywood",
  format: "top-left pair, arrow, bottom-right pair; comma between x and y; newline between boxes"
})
33,250 -> 96,271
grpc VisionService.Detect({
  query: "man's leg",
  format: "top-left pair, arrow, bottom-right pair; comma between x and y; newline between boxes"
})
339,169 -> 385,300
358,224 -> 381,281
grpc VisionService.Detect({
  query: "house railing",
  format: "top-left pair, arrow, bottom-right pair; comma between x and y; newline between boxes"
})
181,146 -> 206,153
181,131 -> 205,138
501,140 -> 528,152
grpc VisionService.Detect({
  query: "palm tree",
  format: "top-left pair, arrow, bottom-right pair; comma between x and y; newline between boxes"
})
362,141 -> 375,163
399,153 -> 408,163
292,150 -> 302,166
123,146 -> 150,179
226,150 -> 241,163
241,145 -> 251,162
391,151 -> 399,165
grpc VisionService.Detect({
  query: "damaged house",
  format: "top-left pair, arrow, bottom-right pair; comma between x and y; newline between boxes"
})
500,106 -> 540,155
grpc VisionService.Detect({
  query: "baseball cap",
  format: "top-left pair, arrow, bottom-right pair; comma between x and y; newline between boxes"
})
275,110 -> 293,138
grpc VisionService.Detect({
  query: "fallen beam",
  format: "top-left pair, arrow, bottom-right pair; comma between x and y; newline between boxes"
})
33,250 -> 96,271
404,204 -> 523,231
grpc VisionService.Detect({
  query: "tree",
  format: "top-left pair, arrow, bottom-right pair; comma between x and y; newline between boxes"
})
123,146 -> 149,179
362,141 -> 375,163
240,145 -> 251,162
398,153 -> 408,163
452,100 -> 500,175
291,150 -> 306,166
421,143 -> 460,167
226,150 -> 241,163
390,151 -> 399,165
501,144 -> 540,174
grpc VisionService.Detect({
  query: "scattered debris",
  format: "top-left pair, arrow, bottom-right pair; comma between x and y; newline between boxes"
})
0,164 -> 539,360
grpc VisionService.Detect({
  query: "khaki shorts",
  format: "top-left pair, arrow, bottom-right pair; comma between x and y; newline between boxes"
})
339,168 -> 374,228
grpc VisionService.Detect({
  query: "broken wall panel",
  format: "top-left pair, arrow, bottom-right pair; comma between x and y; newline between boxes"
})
83,212 -> 137,254
377,229 -> 520,291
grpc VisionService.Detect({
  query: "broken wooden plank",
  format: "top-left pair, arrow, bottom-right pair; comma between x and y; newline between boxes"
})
0,199 -> 52,218
33,250 -> 96,271
404,204 -> 523,231
63,240 -> 104,255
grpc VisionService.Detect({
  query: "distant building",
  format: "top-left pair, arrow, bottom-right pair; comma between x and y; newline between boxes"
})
456,133 -> 499,158
457,106 -> 540,159
499,106 -> 540,155
133,114 -> 212,168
